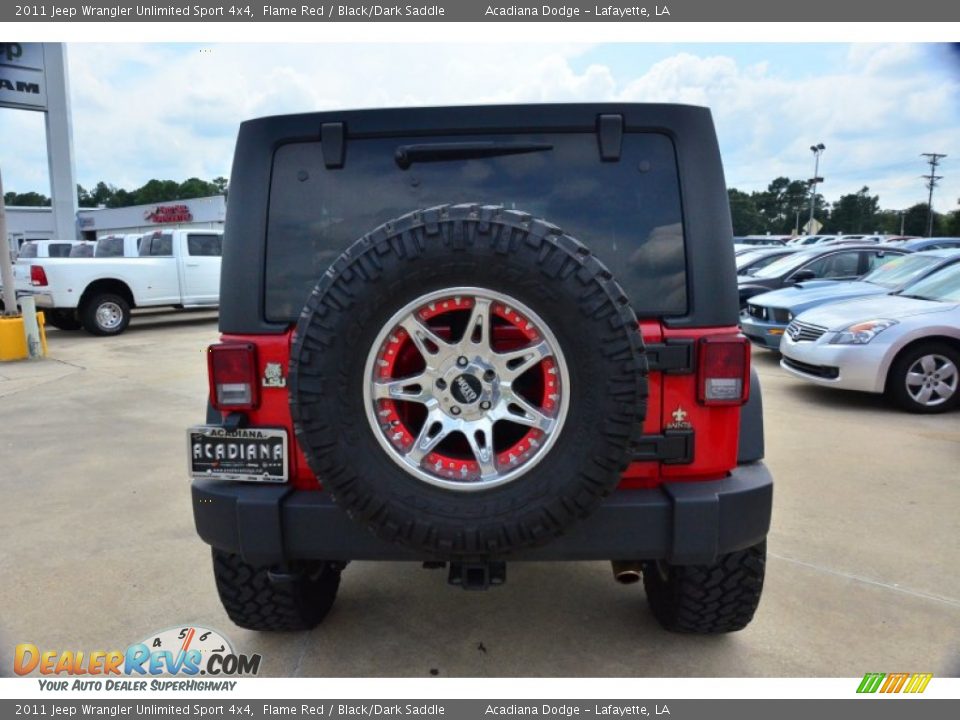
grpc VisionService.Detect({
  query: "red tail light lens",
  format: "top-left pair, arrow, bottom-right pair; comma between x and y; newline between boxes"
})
697,335 -> 750,405
30,265 -> 48,286
207,342 -> 259,411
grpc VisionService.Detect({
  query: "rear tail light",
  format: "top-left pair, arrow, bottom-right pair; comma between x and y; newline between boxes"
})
697,335 -> 750,405
207,342 -> 259,411
30,265 -> 48,286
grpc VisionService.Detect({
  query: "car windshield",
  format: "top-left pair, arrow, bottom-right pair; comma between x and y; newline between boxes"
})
18,242 -> 38,258
897,263 -> 960,302
861,254 -> 940,289
750,251 -> 819,279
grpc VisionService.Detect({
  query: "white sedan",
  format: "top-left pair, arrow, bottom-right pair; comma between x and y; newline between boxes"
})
779,262 -> 960,412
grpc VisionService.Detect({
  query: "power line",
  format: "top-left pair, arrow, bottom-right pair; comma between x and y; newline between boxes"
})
921,153 -> 946,237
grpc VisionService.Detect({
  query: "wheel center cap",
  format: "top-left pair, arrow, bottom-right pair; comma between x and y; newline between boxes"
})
451,374 -> 482,405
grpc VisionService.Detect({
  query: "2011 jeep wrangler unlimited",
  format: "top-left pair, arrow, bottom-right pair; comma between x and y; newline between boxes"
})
189,104 -> 773,634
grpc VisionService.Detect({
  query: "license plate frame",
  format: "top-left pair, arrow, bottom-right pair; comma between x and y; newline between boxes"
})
187,426 -> 288,483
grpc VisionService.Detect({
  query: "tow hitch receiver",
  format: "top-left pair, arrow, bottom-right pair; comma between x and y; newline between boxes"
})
448,561 -> 506,590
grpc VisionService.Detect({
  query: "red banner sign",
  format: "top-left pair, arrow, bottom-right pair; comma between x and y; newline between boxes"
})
144,204 -> 193,223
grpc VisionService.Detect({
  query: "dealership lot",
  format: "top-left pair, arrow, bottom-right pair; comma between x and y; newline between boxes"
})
1,314 -> 958,677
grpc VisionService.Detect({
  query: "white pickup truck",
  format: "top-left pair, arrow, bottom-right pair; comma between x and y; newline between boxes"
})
16,229 -> 223,335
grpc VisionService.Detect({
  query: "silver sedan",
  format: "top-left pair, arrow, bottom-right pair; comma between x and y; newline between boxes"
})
779,262 -> 960,412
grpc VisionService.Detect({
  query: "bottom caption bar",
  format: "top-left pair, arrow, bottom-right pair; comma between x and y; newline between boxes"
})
3,700 -> 954,720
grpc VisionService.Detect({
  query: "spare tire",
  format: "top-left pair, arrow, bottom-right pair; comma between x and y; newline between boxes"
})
289,204 -> 647,557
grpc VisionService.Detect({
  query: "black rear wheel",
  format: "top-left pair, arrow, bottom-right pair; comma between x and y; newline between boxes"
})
642,541 -> 766,634
212,550 -> 341,631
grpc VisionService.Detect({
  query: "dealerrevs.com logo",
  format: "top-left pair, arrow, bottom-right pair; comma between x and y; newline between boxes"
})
14,626 -> 261,690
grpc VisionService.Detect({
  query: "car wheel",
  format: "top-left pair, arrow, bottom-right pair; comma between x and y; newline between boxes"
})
212,549 -> 341,631
887,342 -> 960,413
642,541 -> 766,634
289,204 -> 648,557
80,293 -> 131,336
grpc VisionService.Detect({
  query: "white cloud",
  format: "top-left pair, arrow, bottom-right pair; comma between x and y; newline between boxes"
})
0,43 -> 956,213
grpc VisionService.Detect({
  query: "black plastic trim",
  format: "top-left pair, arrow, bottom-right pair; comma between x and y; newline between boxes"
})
191,462 -> 772,565
394,141 -> 552,169
645,340 -> 695,373
737,367 -> 765,463
218,103 -> 738,335
631,431 -> 694,464
320,122 -> 345,169
596,113 -> 623,161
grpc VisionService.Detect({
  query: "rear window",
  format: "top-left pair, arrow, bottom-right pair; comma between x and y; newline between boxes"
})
139,233 -> 173,257
19,242 -> 38,258
187,234 -> 222,256
96,236 -> 124,257
265,132 -> 687,322
69,244 -> 94,257
48,243 -> 73,257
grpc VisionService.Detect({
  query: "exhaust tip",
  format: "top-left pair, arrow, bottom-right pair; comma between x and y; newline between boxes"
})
611,561 -> 643,585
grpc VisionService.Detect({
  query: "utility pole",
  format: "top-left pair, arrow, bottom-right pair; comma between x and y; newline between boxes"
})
921,153 -> 946,237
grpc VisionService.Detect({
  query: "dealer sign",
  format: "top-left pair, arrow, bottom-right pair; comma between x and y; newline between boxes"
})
0,42 -> 47,110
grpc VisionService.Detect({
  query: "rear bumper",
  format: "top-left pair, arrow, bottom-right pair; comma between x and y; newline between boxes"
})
191,462 -> 773,566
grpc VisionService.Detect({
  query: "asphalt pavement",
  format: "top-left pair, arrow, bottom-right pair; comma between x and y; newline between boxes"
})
1,311 -> 958,677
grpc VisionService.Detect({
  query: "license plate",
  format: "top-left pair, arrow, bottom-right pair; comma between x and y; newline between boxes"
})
187,426 -> 288,483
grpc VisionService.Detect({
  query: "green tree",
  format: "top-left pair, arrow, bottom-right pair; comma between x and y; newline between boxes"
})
827,186 -> 880,234
944,209 -> 960,236
133,179 -> 180,205
3,190 -> 50,206
77,184 -> 94,208
90,181 -> 117,207
108,188 -> 135,208
900,203 -> 946,237
728,188 -> 765,235
177,177 -> 217,199
874,209 -> 904,235
211,176 -> 228,195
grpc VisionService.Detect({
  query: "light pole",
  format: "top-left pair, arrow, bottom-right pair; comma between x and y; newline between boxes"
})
808,143 -> 825,232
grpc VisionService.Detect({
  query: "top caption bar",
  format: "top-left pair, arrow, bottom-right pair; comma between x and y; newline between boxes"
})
5,0 -> 960,22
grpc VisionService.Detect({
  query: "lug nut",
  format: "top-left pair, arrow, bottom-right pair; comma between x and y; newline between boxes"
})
483,370 -> 496,382
480,401 -> 491,410
457,356 -> 468,367
450,406 -> 462,415
436,379 -> 447,389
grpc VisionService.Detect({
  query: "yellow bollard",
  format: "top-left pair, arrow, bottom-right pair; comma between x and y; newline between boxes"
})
0,315 -> 29,361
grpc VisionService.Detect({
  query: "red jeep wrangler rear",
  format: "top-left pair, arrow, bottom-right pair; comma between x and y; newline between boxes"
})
189,104 -> 772,634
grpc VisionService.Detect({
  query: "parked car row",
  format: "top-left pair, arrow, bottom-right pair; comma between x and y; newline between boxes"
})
737,246 -> 960,413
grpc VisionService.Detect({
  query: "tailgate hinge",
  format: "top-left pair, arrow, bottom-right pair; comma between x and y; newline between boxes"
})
645,340 -> 695,374
321,122 -> 346,169
596,114 -> 623,161
631,430 -> 694,465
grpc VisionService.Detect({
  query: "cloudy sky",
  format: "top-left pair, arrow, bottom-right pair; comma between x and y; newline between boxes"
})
2,42 -> 958,212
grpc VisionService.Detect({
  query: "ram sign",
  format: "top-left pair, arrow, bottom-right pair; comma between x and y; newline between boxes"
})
0,42 -> 47,110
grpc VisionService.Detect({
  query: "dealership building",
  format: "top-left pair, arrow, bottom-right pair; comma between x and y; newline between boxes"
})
5,194 -> 226,248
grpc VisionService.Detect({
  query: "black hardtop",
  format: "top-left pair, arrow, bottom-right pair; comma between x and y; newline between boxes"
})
220,102 -> 738,334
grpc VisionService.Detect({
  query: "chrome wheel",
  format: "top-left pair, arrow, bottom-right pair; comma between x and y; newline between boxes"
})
363,287 -> 570,491
904,353 -> 958,407
95,301 -> 124,331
